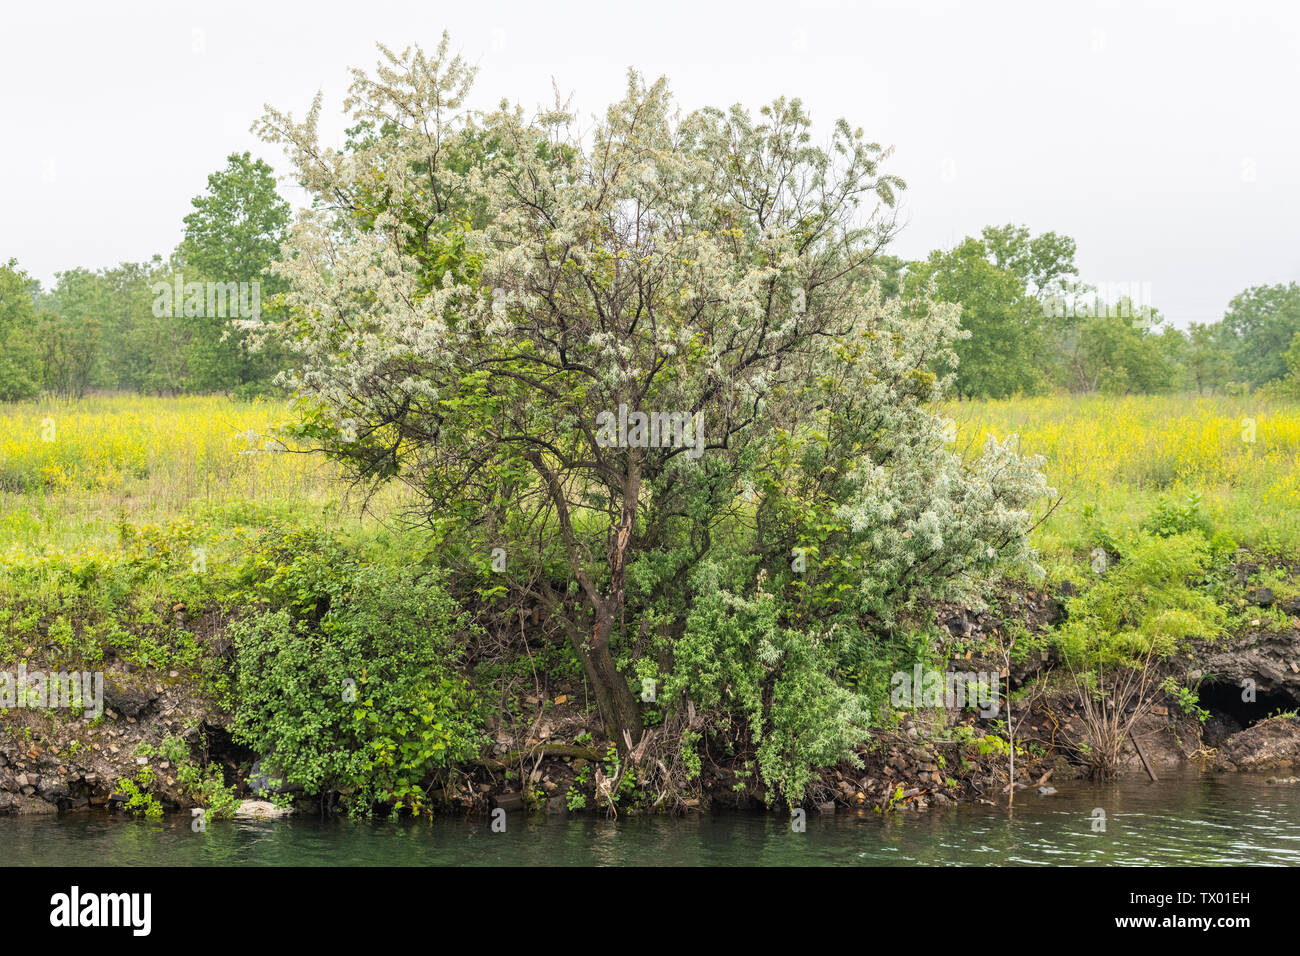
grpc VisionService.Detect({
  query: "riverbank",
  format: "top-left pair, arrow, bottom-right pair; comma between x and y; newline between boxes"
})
3,568 -> 1297,820
2,393 -> 1298,821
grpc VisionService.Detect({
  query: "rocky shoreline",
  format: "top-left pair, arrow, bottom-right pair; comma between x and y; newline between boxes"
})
3,583 -> 1299,819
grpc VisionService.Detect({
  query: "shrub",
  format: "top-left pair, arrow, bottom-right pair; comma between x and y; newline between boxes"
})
230,543 -> 485,815
1143,492 -> 1212,539
663,560 -> 869,806
1055,530 -> 1224,666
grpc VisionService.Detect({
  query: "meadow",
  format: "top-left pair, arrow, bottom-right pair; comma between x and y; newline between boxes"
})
0,395 -> 396,552
0,392 -> 1297,580
947,392 -> 1300,571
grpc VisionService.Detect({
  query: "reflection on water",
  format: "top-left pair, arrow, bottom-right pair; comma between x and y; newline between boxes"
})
2,770 -> 1297,866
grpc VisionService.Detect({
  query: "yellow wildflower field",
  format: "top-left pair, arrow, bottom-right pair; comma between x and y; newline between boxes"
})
947,393 -> 1300,560
1,392 -> 1297,562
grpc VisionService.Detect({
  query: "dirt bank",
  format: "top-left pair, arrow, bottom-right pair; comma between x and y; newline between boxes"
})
3,580 -> 1299,818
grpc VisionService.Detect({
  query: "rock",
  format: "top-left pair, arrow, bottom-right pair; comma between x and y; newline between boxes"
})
1281,595 -> 1300,615
942,610 -> 976,637
1214,716 -> 1300,772
1042,597 -> 1066,624
1266,776 -> 1300,785
10,795 -> 58,815
102,681 -> 157,719
1249,587 -> 1276,607
1194,629 -> 1300,711
492,791 -> 525,812
37,775 -> 68,801
233,799 -> 292,819
1037,786 -> 1057,795
1203,713 -> 1242,748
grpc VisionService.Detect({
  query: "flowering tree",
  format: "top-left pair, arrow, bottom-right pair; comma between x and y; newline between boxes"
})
257,37 -> 1050,774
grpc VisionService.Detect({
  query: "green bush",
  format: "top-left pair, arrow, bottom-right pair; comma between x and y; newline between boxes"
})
230,541 -> 485,815
663,560 -> 869,807
1143,492 -> 1213,540
116,767 -> 164,820
1055,530 -> 1224,666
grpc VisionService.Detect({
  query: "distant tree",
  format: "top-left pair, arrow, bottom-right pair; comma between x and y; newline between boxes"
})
1154,324 -> 1187,389
0,259 -> 41,401
93,258 -> 192,394
1181,321 -> 1235,394
1221,282 -> 1300,387
179,152 -> 291,393
910,238 -> 1044,399
980,224 -> 1088,384
870,253 -> 910,300
1064,305 -> 1175,394
39,268 -> 104,398
1261,330 -> 1300,400
980,223 -> 1078,301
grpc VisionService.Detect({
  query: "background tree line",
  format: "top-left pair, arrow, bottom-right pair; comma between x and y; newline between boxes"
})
0,152 -> 289,400
877,224 -> 1300,401
2,157 -> 1298,403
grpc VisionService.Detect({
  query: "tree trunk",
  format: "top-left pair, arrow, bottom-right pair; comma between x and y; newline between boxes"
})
570,606 -> 642,757
525,449 -> 644,757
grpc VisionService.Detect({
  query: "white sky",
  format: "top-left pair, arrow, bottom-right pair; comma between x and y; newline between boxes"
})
2,0 -> 1297,326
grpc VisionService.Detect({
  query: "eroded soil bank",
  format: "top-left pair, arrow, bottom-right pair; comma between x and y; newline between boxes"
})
4,579 -> 1300,819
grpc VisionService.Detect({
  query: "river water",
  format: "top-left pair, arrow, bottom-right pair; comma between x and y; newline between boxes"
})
3,770 -> 1297,866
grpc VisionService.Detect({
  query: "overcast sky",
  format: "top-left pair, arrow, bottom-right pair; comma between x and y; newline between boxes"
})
3,0 -> 1297,326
